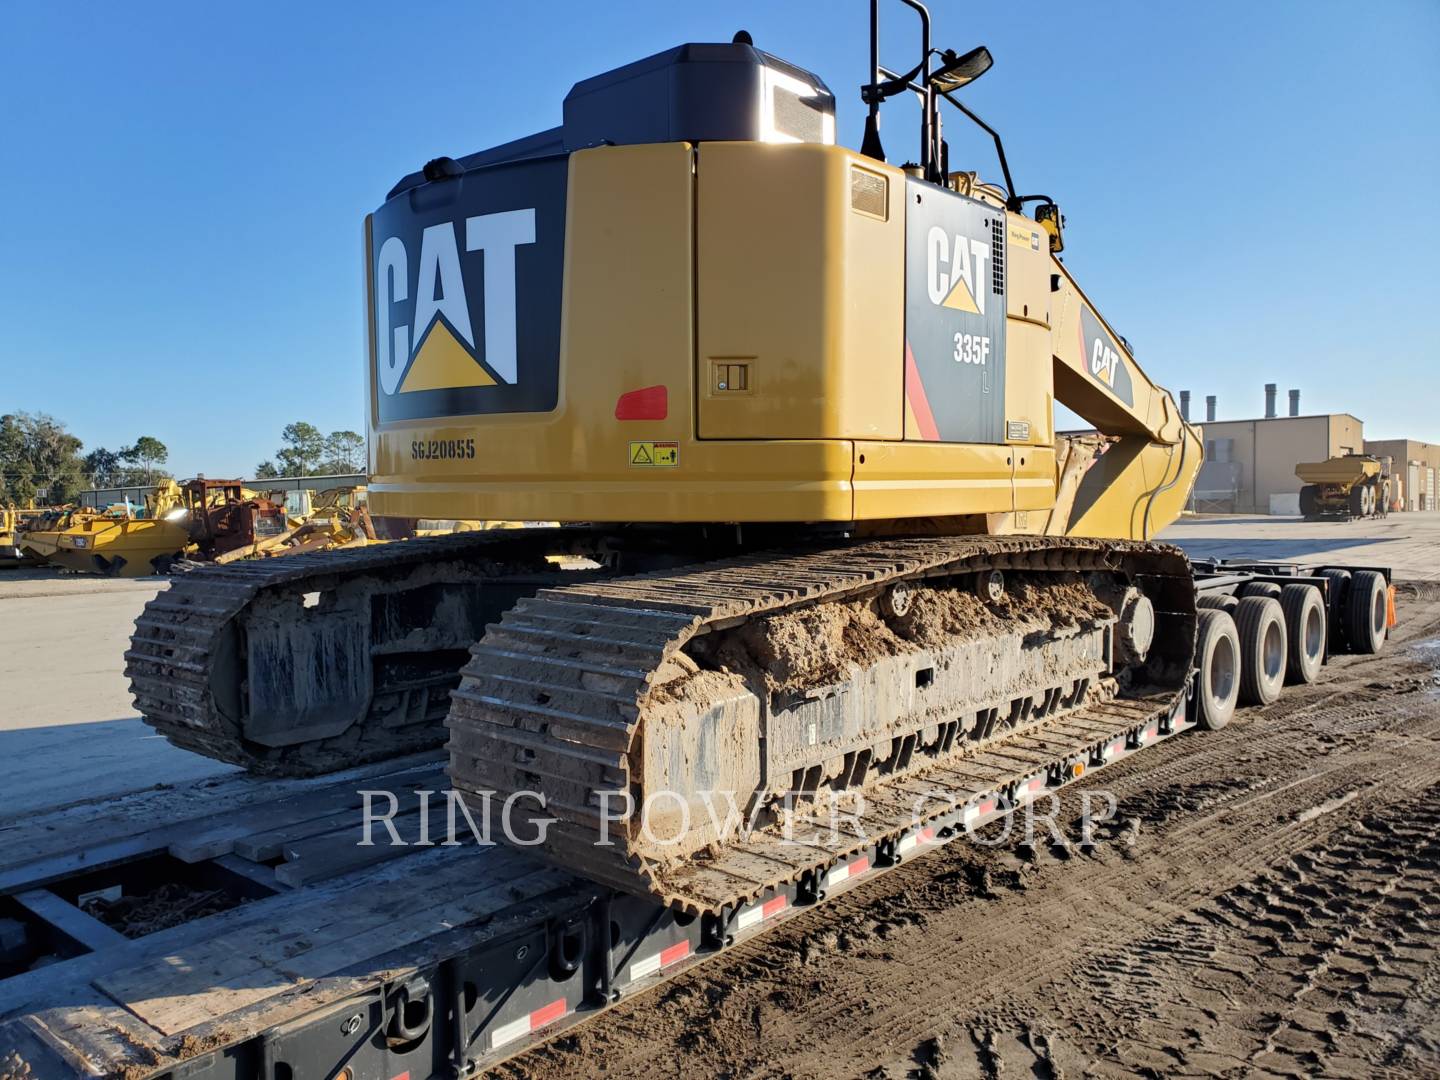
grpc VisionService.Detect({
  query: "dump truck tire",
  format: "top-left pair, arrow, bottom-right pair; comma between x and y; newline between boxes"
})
1279,583 -> 1326,684
1193,609 -> 1241,731
1298,485 -> 1321,517
1346,570 -> 1388,655
1349,486 -> 1366,517
1236,595 -> 1287,706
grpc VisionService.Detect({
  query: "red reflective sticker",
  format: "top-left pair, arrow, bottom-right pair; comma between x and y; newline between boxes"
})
615,385 -> 668,420
530,998 -> 567,1029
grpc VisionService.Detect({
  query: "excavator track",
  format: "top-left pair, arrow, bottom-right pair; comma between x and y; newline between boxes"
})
127,528 -> 598,775
448,535 -> 1197,914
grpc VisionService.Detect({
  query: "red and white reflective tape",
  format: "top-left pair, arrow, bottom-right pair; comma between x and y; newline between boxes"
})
628,939 -> 691,982
735,894 -> 788,932
488,997 -> 568,1051
1101,736 -> 1127,760
1014,774 -> 1048,803
1136,725 -> 1159,746
962,797 -> 1000,827
824,855 -> 871,890
896,826 -> 937,856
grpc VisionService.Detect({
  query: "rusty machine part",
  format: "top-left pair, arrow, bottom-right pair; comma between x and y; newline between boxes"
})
181,479 -> 289,559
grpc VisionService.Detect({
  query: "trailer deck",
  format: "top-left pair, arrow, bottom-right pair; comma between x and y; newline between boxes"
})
1,695 -> 1200,1080
0,557 -> 1396,1079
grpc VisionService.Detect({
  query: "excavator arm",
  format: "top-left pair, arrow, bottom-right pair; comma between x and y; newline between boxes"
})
1044,257 -> 1202,540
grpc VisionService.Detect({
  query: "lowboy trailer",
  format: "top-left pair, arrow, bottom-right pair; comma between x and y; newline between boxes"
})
0,560 -> 1393,1080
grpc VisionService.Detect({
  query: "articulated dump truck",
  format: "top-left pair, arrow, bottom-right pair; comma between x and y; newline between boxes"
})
1297,454 -> 1387,519
2,7 -> 1397,1077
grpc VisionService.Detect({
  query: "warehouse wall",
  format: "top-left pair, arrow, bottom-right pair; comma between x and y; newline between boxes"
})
1364,439 -> 1440,510
1201,415 -> 1346,514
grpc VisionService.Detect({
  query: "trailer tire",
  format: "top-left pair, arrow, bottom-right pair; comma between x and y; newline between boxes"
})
1235,596 -> 1287,706
1346,570 -> 1388,655
1279,583 -> 1326,684
1239,581 -> 1282,601
1196,593 -> 1239,614
1316,569 -> 1350,651
1193,609 -> 1240,731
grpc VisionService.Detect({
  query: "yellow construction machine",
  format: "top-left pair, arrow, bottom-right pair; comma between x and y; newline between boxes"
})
0,507 -> 27,567
1296,454 -> 1387,519
128,13 -> 1386,917
15,501 -> 191,576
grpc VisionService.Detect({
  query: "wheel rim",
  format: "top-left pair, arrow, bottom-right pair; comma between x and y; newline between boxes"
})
1372,587 -> 1387,637
1263,621 -> 1284,680
1210,633 -> 1237,702
1304,605 -> 1324,659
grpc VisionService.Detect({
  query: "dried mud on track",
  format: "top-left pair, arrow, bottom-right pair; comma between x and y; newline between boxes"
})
499,583 -> 1440,1080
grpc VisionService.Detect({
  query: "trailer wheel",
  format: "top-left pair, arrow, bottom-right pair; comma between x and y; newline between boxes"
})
1315,569 -> 1350,651
1193,609 -> 1240,731
1239,581 -> 1282,601
1196,593 -> 1238,614
1346,570 -> 1388,654
1279,583 -> 1326,684
1235,596 -> 1287,706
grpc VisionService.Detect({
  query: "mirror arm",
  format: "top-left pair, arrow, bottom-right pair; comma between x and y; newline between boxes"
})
938,88 -> 1020,210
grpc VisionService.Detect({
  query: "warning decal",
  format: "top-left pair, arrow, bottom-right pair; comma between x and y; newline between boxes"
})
629,441 -> 679,467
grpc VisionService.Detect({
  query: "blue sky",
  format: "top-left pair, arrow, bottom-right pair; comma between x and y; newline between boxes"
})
1,0 -> 1437,476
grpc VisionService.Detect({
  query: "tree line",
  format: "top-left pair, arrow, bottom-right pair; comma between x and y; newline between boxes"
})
254,423 -> 365,478
0,412 -> 365,506
0,412 -> 169,505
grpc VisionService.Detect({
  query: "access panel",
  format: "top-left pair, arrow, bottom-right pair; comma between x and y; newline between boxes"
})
904,181 -> 1007,443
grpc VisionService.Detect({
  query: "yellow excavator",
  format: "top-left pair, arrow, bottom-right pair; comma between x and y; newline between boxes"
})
128,13 -> 1383,916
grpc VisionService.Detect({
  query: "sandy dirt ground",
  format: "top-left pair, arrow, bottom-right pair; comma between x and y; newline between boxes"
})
500,580 -> 1440,1080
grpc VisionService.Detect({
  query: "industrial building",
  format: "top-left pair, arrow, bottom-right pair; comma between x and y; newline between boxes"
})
1182,384 -> 1438,514
1185,385 -> 1364,514
1363,439 -> 1439,511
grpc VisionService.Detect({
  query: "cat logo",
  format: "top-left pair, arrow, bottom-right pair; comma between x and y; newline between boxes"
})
925,225 -> 991,315
374,209 -> 536,396
1091,338 -> 1121,387
1078,305 -> 1134,407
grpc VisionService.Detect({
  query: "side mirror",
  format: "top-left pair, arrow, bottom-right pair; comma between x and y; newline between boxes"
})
929,46 -> 992,93
1036,202 -> 1065,253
